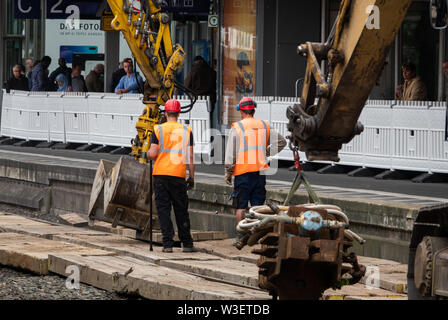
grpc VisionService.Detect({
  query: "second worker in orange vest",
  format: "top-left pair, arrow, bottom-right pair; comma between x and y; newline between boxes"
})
148,99 -> 196,253
224,97 -> 286,226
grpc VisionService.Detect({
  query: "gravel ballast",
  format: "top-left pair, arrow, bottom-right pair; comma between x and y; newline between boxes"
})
0,204 -> 138,300
0,266 -> 131,300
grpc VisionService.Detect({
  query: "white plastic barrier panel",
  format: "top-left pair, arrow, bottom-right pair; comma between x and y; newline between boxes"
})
251,97 -> 448,173
253,96 -> 306,161
88,93 -> 143,147
1,89 -> 13,138
45,92 -> 65,142
0,90 -> 211,155
60,92 -> 90,144
177,95 -> 211,155
2,90 -> 447,172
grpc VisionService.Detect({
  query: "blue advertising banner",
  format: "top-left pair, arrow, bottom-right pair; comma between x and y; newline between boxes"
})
14,0 -> 41,19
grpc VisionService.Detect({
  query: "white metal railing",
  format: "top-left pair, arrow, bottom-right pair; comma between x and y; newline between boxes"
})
0,90 -> 211,154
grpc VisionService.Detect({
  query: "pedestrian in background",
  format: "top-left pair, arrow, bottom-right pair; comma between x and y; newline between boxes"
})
85,64 -> 104,93
25,59 -> 33,89
55,73 -> 70,92
148,99 -> 196,253
5,64 -> 29,92
71,64 -> 87,92
185,56 -> 216,112
31,56 -> 52,91
115,60 -> 143,94
49,58 -> 72,91
395,62 -> 427,101
109,58 -> 132,93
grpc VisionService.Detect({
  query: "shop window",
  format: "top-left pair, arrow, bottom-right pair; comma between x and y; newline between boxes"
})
4,39 -> 24,80
401,3 -> 439,101
6,0 -> 25,35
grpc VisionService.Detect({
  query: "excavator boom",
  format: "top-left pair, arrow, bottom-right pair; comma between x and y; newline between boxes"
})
287,0 -> 413,162
88,0 -> 192,237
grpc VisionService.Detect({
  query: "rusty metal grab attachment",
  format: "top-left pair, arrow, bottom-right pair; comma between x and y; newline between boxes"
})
236,203 -> 366,300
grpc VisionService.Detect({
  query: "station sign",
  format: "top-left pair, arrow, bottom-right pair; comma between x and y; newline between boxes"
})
14,0 -> 41,19
46,0 -> 103,20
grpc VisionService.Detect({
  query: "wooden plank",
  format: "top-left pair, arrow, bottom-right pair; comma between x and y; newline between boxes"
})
52,234 -> 221,264
358,256 -> 408,294
89,220 -> 137,238
89,220 -> 227,242
48,254 -> 269,300
0,213 -> 109,239
323,283 -> 407,299
0,233 -> 114,275
159,259 -> 260,288
0,214 -> 53,228
59,213 -> 89,227
0,224 -> 109,239
195,238 -> 260,264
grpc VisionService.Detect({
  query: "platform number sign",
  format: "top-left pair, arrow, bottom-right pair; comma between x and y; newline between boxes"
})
208,15 -> 218,28
46,1 -> 102,20
14,0 -> 41,19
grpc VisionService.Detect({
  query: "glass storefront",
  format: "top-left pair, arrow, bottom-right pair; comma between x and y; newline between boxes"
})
2,0 -> 43,83
401,2 -> 440,100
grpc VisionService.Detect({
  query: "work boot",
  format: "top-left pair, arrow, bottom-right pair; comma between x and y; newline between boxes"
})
162,247 -> 173,253
182,246 -> 199,253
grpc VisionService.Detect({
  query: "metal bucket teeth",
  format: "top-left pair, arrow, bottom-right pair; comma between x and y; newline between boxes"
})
259,233 -> 279,245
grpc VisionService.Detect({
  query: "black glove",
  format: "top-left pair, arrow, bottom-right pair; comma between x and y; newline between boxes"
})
186,177 -> 194,190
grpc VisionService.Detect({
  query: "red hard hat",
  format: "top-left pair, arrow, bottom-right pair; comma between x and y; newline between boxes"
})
164,99 -> 181,112
238,97 -> 256,110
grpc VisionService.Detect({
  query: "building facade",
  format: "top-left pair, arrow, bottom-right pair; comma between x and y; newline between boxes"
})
1,0 -> 447,129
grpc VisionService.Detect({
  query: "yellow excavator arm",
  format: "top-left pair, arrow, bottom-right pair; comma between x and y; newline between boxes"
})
107,0 -> 190,163
287,0 -> 414,162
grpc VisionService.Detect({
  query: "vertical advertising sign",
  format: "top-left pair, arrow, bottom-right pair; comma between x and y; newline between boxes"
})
221,0 -> 257,125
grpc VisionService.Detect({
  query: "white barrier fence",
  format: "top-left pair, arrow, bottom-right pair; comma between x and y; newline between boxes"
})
1,91 -> 448,173
0,90 -> 211,155
252,97 -> 448,174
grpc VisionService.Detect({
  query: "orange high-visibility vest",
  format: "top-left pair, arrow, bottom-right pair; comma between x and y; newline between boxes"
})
232,117 -> 271,176
153,121 -> 192,179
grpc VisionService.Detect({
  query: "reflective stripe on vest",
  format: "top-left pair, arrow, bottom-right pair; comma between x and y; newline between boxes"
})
232,118 -> 270,176
236,120 -> 268,153
153,122 -> 191,179
158,124 -> 189,155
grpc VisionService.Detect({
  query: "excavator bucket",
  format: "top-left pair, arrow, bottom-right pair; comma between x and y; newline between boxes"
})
88,157 -> 159,239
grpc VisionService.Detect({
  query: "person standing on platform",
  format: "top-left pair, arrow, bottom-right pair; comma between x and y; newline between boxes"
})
31,56 -> 52,91
85,64 -> 104,93
5,64 -> 29,92
114,60 -> 143,94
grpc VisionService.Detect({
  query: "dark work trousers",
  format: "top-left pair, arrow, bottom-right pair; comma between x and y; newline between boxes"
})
153,175 -> 193,249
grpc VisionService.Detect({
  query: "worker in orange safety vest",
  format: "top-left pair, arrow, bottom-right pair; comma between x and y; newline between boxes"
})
224,97 -> 286,247
148,99 -> 197,253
